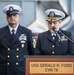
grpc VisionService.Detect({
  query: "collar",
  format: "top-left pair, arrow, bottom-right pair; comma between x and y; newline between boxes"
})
51,33 -> 56,36
8,24 -> 19,34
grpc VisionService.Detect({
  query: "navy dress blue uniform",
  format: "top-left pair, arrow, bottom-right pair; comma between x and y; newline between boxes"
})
36,30 -> 74,55
0,4 -> 35,75
36,9 -> 74,55
0,25 -> 34,75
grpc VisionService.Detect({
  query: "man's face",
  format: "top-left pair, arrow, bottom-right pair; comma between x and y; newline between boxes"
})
33,33 -> 39,40
6,14 -> 20,26
48,21 -> 62,33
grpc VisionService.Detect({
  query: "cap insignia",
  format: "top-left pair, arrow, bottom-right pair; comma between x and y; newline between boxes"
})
9,6 -> 13,12
49,11 -> 55,17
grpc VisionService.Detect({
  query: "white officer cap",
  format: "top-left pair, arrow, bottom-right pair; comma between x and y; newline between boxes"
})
3,4 -> 22,15
32,28 -> 44,33
45,9 -> 65,22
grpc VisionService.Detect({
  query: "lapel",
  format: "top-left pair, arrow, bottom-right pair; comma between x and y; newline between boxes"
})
16,25 -> 24,35
54,35 -> 58,42
45,30 -> 64,43
45,30 -> 54,42
10,25 -> 24,46
4,26 -> 12,43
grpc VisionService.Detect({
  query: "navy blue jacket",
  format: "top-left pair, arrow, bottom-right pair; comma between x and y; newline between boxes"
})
36,30 -> 74,55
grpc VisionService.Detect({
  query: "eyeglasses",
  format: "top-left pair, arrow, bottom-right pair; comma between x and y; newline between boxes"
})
48,21 -> 60,24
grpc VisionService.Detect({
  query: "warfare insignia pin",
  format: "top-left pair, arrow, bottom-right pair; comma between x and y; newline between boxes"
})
61,36 -> 68,42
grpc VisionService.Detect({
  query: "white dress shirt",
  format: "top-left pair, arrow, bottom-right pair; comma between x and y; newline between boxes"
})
51,34 -> 56,40
8,24 -> 19,34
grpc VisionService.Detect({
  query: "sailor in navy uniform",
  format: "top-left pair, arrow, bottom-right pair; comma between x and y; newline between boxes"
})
36,9 -> 74,55
0,4 -> 35,75
32,28 -> 43,48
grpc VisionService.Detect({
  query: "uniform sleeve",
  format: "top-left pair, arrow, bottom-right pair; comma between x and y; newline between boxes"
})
68,32 -> 74,55
35,34 -> 42,55
28,30 -> 35,55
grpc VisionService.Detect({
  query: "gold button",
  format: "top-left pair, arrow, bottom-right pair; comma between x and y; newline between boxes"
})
7,55 -> 10,58
52,45 -> 55,48
16,55 -> 19,58
21,44 -> 24,48
7,62 -> 10,65
8,48 -> 10,51
52,51 -> 55,54
16,48 -> 19,51
16,62 -> 18,65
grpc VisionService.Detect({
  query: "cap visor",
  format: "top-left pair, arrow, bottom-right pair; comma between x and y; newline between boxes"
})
7,11 -> 19,15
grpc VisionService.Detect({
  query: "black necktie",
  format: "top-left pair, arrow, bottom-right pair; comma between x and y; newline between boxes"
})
11,29 -> 15,39
12,29 -> 15,34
